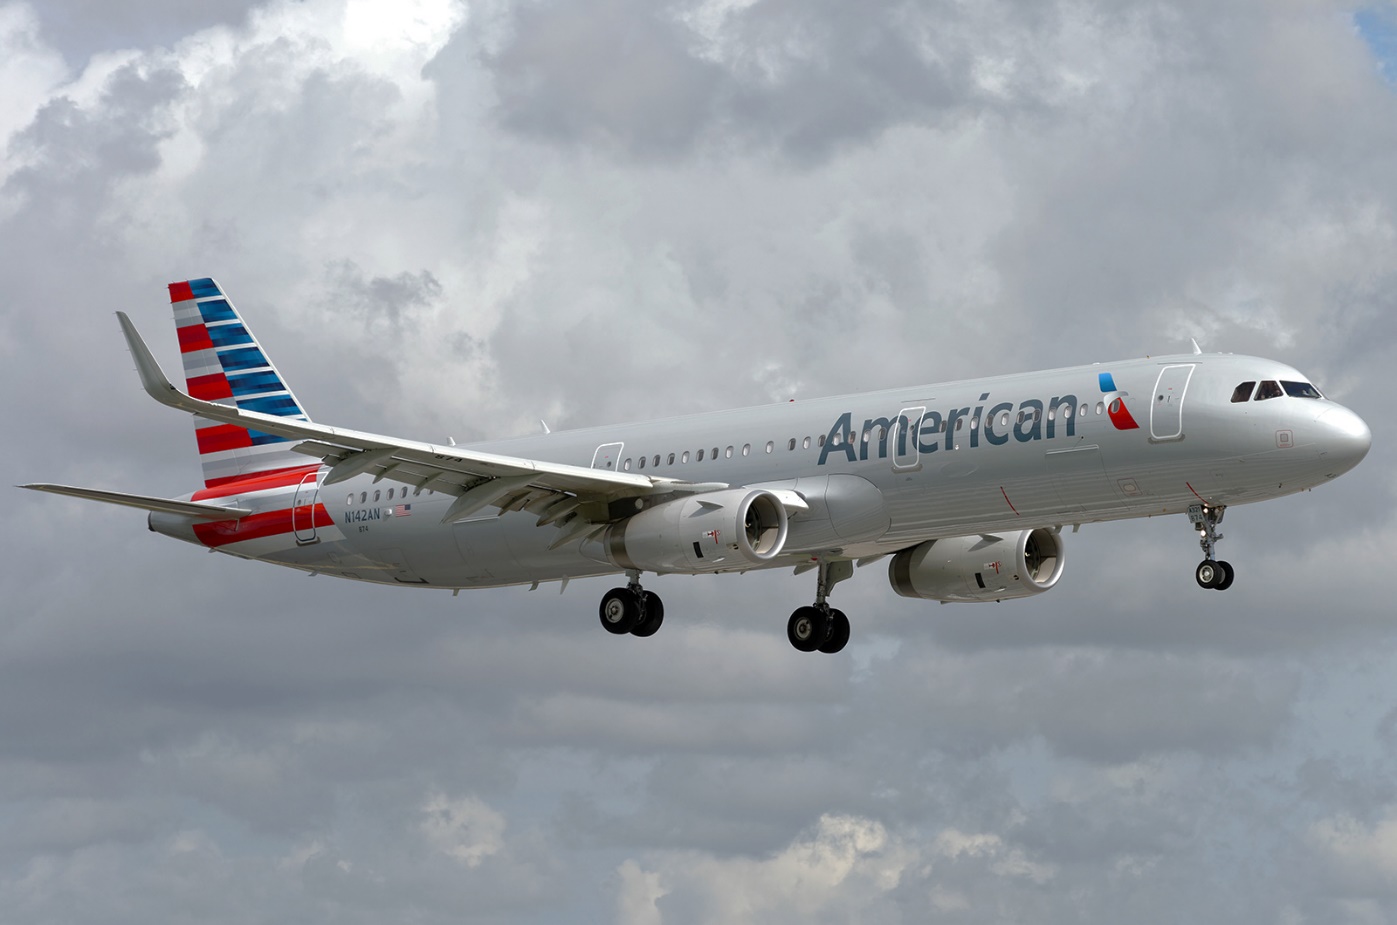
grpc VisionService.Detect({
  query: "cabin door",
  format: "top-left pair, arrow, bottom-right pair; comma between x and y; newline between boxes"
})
893,407 -> 925,470
292,472 -> 321,544
1150,364 -> 1195,441
591,442 -> 624,471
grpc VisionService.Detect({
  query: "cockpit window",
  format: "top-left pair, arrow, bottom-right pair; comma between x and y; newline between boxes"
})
1255,380 -> 1283,401
1230,381 -> 1256,403
1282,380 -> 1323,399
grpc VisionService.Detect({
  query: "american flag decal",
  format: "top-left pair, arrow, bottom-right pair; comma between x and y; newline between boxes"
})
393,504 -> 412,517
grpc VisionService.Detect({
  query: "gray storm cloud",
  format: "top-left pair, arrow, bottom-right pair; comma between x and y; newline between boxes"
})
3,0 -> 1397,922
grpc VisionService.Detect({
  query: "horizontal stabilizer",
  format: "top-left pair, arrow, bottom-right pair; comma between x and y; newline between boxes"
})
19,484 -> 251,520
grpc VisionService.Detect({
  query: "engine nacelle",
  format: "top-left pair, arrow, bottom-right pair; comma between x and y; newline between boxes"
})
888,528 -> 1065,603
588,489 -> 789,573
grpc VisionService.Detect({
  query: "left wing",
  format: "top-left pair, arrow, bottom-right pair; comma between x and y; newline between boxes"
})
116,313 -> 726,529
19,484 -> 252,520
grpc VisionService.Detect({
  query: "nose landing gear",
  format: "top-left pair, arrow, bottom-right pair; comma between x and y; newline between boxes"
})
1188,503 -> 1234,591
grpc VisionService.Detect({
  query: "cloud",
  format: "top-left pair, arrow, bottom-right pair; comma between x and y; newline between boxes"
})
4,0 -> 1397,922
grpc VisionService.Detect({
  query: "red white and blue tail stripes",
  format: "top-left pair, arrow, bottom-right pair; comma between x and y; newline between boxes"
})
169,278 -> 315,488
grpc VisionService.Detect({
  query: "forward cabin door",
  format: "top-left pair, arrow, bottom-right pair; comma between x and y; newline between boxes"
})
292,472 -> 320,544
1150,364 -> 1195,441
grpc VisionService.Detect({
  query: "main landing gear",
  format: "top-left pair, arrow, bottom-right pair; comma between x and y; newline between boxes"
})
1188,503 -> 1234,591
787,560 -> 853,654
596,561 -> 857,653
598,571 -> 664,637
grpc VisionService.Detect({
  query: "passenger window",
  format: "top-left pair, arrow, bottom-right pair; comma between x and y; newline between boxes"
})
1017,411 -> 1025,425
725,446 -> 734,458
832,432 -> 842,446
697,449 -> 705,461
766,441 -> 774,454
638,456 -> 645,469
347,494 -> 354,506
788,438 -> 796,451
667,453 -> 675,465
360,492 -> 367,504
742,444 -> 750,456
803,436 -> 811,449
414,486 -> 422,496
1231,381 -> 1256,403
712,447 -> 719,459
956,419 -> 964,431
373,490 -> 381,502
682,451 -> 690,463
624,459 -> 632,470
653,455 -> 660,467
1096,401 -> 1104,415
1079,403 -> 1087,417
817,435 -> 825,447
1048,408 -> 1055,422
999,413 -> 1009,428
1256,380 -> 1283,400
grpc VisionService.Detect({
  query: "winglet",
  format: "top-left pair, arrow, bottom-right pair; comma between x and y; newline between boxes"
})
116,311 -> 184,408
1190,337 -> 1203,355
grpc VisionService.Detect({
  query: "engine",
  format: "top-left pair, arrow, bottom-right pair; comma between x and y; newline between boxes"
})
888,527 -> 1065,603
588,488 -> 789,573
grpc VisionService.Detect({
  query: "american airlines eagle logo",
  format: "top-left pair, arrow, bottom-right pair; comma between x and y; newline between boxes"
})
1098,372 -> 1140,430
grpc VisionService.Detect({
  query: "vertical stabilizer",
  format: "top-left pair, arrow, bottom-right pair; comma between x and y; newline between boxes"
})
168,278 -> 314,488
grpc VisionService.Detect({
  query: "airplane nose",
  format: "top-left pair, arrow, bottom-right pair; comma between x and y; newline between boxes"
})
1315,405 -> 1372,476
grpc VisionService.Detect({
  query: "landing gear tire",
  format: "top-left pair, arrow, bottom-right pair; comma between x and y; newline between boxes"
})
787,606 -> 830,653
818,609 -> 850,654
599,587 -> 642,634
631,591 -> 665,637
1195,559 -> 1236,590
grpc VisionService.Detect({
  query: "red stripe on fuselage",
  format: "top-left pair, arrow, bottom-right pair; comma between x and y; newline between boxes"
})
195,463 -> 322,498
169,281 -> 194,303
177,323 -> 214,353
195,423 -> 253,455
188,373 -> 234,400
192,503 -> 334,548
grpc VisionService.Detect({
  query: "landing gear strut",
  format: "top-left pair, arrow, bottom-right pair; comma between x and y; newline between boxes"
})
599,571 -> 664,637
1187,503 -> 1234,591
787,559 -> 853,654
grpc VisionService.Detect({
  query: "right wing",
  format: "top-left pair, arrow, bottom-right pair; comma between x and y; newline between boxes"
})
116,312 -> 727,531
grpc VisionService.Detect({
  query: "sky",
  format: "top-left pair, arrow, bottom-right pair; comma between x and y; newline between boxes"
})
4,0 -> 1397,922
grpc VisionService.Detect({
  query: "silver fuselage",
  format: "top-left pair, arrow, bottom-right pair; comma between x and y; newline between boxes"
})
148,352 -> 1371,590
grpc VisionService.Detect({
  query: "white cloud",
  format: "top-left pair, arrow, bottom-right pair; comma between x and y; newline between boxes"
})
634,814 -> 913,922
419,792 -> 506,868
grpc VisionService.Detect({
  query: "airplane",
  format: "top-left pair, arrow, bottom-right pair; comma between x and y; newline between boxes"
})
22,279 -> 1372,653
